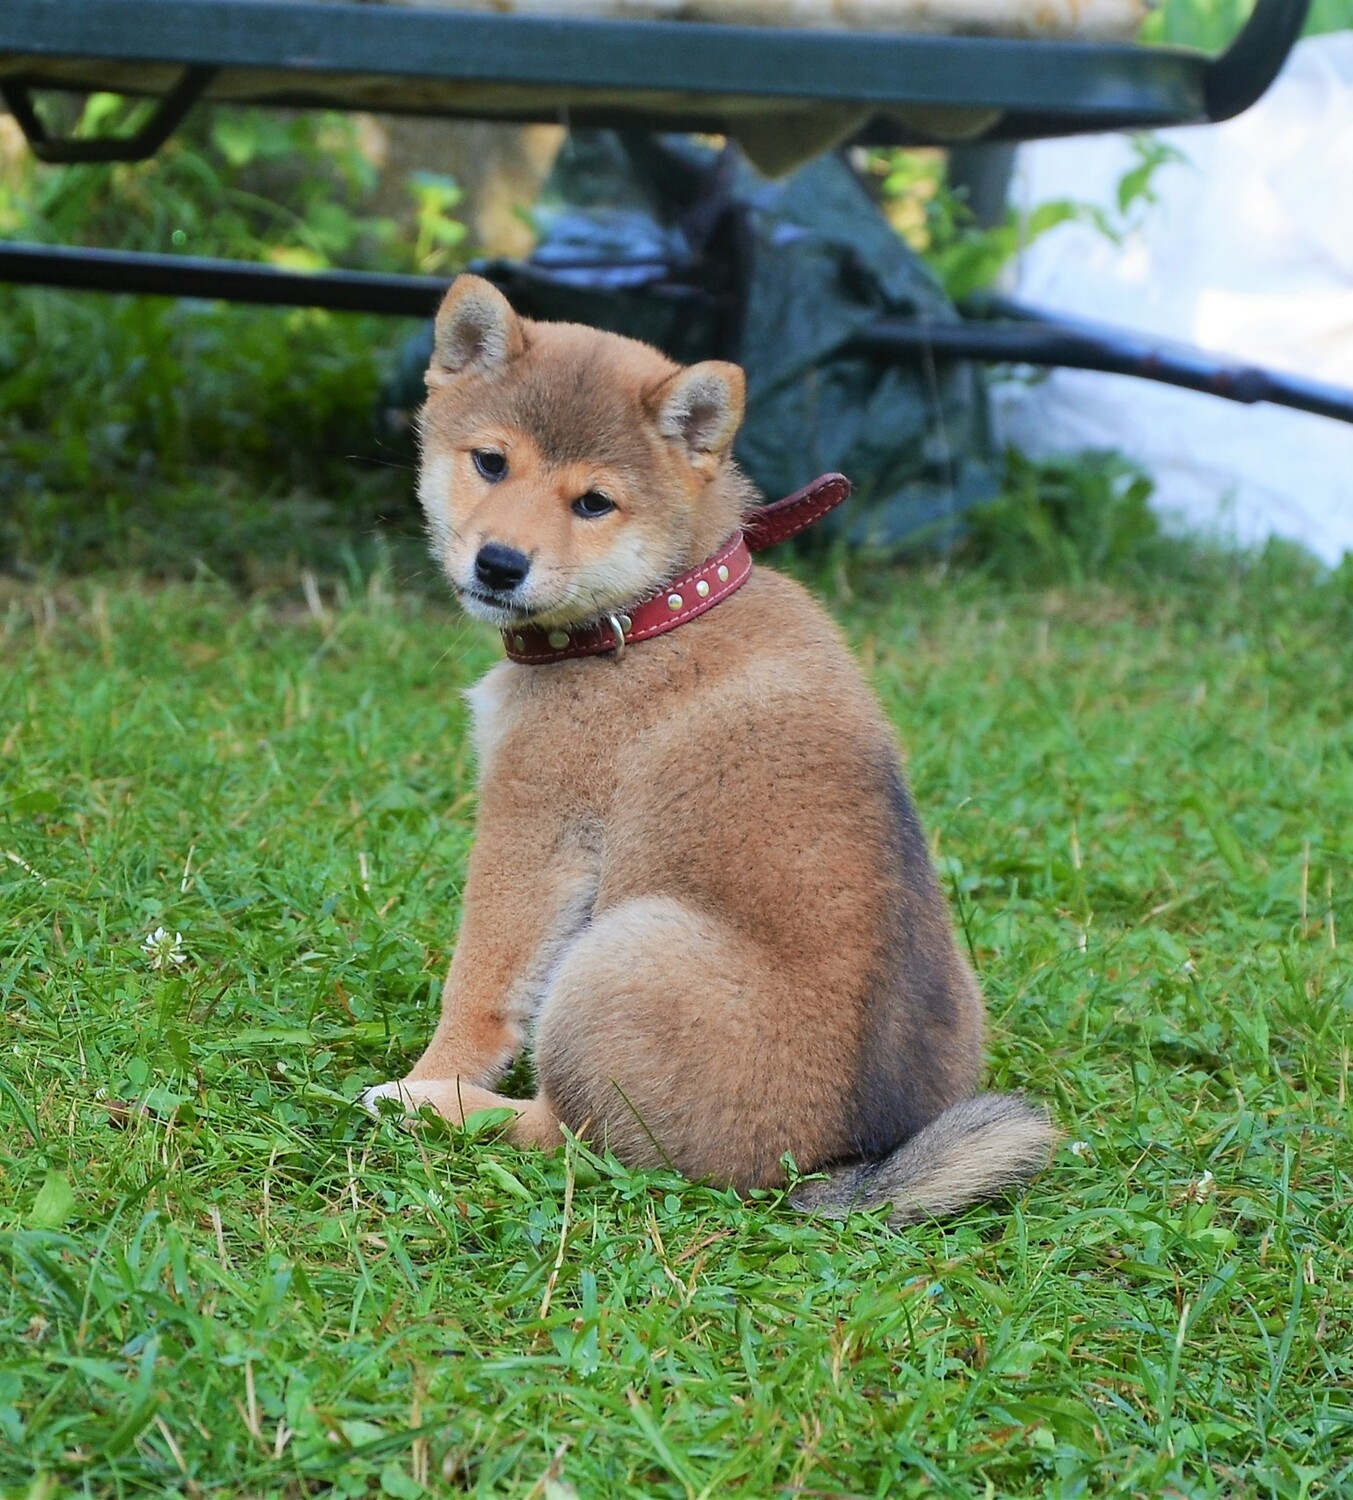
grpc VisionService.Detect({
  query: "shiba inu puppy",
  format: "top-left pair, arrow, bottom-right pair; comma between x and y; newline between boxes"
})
361,274 -> 1053,1225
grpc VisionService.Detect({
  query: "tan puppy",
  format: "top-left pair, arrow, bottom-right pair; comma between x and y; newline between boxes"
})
362,275 -> 1053,1225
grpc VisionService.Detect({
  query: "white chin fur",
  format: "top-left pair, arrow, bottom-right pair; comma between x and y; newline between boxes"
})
456,592 -> 520,626
454,585 -> 590,631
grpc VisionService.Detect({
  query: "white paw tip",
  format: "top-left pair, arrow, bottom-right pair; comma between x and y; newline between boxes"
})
359,1081 -> 410,1117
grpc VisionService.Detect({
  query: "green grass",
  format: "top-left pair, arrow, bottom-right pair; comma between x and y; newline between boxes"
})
2,554 -> 1351,1499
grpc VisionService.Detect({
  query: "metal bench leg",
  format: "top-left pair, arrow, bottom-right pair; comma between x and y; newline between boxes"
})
0,65 -> 217,164
1204,0 -> 1309,122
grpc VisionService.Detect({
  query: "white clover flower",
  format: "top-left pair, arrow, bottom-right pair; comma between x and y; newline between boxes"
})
1187,1169 -> 1215,1202
142,927 -> 187,971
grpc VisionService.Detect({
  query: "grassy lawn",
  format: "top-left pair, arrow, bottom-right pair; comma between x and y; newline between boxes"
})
1,556 -> 1350,1499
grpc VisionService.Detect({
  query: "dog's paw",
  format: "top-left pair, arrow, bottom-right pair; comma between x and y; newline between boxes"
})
358,1080 -> 415,1118
357,1077 -> 519,1130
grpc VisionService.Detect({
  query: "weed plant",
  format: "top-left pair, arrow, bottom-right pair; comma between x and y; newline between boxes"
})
0,103 -> 459,577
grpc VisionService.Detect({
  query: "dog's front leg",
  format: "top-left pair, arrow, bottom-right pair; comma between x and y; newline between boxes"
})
387,806 -> 595,1096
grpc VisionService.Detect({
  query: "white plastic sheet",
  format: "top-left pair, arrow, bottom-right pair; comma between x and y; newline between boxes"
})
997,34 -> 1353,565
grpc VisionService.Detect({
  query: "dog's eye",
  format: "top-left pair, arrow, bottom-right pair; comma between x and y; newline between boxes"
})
472,450 -> 507,482
572,491 -> 615,519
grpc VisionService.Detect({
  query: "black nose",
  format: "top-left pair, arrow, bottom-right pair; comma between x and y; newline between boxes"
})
474,543 -> 530,593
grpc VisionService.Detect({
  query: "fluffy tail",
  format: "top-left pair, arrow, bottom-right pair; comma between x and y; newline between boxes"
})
790,1094 -> 1056,1228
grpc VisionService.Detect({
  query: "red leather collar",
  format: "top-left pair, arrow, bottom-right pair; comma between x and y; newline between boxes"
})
502,472 -> 851,666
741,470 -> 853,551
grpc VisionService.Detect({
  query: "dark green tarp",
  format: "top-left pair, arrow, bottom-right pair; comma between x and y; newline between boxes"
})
394,132 -> 995,549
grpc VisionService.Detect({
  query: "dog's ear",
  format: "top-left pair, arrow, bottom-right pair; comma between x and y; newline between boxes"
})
650,362 -> 746,476
427,275 -> 525,387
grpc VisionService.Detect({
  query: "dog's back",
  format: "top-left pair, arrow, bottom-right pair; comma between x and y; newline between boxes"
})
474,564 -> 1048,1217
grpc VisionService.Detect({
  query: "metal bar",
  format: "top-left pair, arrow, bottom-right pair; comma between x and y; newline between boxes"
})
0,0 -> 1209,119
0,66 -> 216,163
1204,0 -> 1311,121
0,81 -> 51,153
0,241 -> 448,315
856,317 -> 1353,426
4,241 -> 1349,425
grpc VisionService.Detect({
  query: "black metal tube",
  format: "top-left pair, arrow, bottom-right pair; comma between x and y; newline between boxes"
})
856,318 -> 1353,426
0,66 -> 217,164
1204,0 -> 1311,122
971,294 -> 1353,426
0,241 -> 447,315
4,240 -> 1351,426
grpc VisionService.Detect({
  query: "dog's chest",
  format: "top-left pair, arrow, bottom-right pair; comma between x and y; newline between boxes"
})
464,662 -> 622,782
463,665 -> 523,775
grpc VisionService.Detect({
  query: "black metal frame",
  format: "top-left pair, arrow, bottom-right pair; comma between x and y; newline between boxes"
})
4,240 -> 1349,426
0,0 -> 1311,158
862,305 -> 1353,426
0,240 -> 447,315
3,0 -> 1342,430
0,66 -> 216,163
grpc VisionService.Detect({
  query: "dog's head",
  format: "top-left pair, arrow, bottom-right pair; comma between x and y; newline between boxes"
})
417,275 -> 751,630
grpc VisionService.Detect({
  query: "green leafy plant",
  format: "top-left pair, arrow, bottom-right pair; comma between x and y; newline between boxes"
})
1113,135 -> 1190,220
961,450 -> 1166,585
0,101 -> 471,577
1144,0 -> 1353,50
408,171 -> 469,273
863,133 -> 1188,303
2,97 -> 397,265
